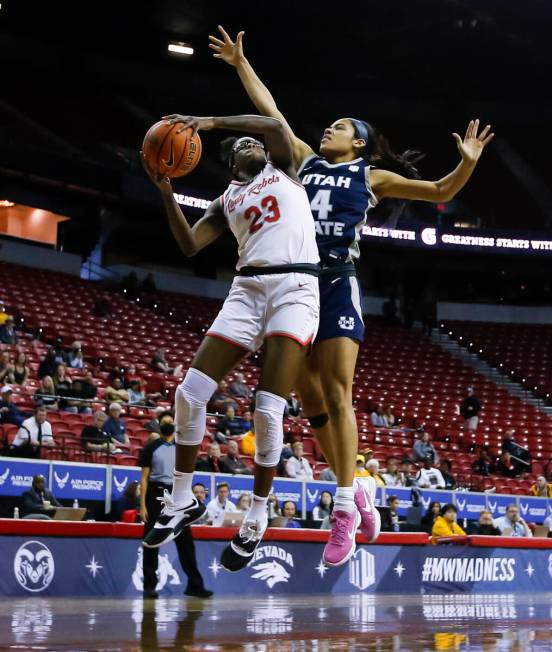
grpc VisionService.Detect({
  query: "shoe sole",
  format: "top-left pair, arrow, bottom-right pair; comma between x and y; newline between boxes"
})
143,509 -> 205,549
322,511 -> 361,568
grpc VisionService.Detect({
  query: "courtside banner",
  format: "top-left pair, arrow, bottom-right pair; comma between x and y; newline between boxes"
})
0,459 -> 50,496
51,463 -> 107,501
111,468 -> 142,500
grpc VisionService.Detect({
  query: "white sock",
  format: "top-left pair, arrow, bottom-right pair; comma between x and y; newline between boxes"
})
334,486 -> 355,513
172,470 -> 194,505
247,494 -> 269,523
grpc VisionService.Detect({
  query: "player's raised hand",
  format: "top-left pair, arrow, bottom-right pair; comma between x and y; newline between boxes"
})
162,115 -> 215,135
452,119 -> 494,164
140,151 -> 170,190
208,25 -> 245,66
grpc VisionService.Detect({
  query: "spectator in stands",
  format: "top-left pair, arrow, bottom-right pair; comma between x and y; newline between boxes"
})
472,447 -> 495,476
150,349 -> 183,377
236,494 -> 252,512
439,460 -> 457,490
282,501 -> 301,528
79,370 -> 98,401
103,403 -> 129,446
502,430 -> 532,474
11,406 -> 56,455
277,442 -> 294,477
285,441 -> 314,479
416,456 -> 446,489
0,351 -> 14,383
52,363 -> 71,393
240,426 -> 256,457
467,510 -> 501,536
219,439 -> 252,475
209,380 -> 238,413
106,377 -> 129,405
431,504 -> 466,543
37,347 -> 57,379
127,379 -> 148,406
193,482 -> 208,504
400,459 -> 416,487
229,372 -> 252,400
0,316 -> 17,344
0,385 -> 25,427
366,459 -> 386,487
65,380 -> 92,414
81,411 -> 120,453
412,431 -> 439,464
388,496 -> 401,532
494,504 -> 533,537
383,406 -> 396,428
21,474 -> 61,518
421,501 -> 442,533
370,404 -> 387,427
206,482 -> 236,526
67,341 -> 85,369
216,406 -> 248,438
530,475 -> 552,498
144,406 -> 165,435
113,481 -> 140,521
360,447 -> 374,463
196,442 -> 223,473
239,410 -> 253,431
382,458 -> 404,487
312,491 -> 333,521
267,494 -> 281,520
354,454 -> 369,478
12,352 -> 29,387
460,386 -> 481,431
319,466 -> 337,482
52,338 -> 67,365
34,376 -> 58,410
285,393 -> 301,419
496,451 -> 521,478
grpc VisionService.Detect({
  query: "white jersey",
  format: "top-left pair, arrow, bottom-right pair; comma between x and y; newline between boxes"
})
221,162 -> 319,270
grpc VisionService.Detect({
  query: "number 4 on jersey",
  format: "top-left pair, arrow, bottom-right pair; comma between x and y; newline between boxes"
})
309,190 -> 333,220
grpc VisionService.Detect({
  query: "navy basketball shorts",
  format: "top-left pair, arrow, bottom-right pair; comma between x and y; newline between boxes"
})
315,274 -> 365,343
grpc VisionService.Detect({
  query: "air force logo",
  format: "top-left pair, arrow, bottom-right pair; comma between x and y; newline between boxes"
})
0,467 -> 9,486
14,541 -> 55,592
54,471 -> 69,489
307,489 -> 319,505
114,475 -> 128,494
456,498 -> 467,512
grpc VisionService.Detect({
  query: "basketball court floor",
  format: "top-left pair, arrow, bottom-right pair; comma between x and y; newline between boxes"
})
2,592 -> 552,650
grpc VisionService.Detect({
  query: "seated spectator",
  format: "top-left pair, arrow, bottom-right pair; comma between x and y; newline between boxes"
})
34,375 -> 58,410
0,351 -> 14,383
439,460 -> 457,490
494,503 -> 533,537
106,378 -> 129,405
472,447 -> 495,476
236,493 -> 252,512
383,406 -> 396,428
502,430 -> 532,474
219,439 -> 252,475
11,406 -> 56,455
530,475 -> 552,498
354,454 -> 369,477
229,372 -> 252,400
144,406 -> 166,434
431,504 -> 466,543
67,341 -> 85,369
421,501 -> 442,534
382,457 -> 404,487
496,451 -> 521,478
81,411 -> 120,453
127,379 -> 148,406
113,481 -> 140,521
21,474 -> 61,518
64,380 -> 93,414
103,403 -> 129,445
285,393 -> 301,419
239,410 -> 253,432
467,510 -> 501,536
150,349 -> 183,377
400,459 -> 416,487
388,495 -> 401,532
312,491 -> 333,521
209,380 -> 238,413
319,466 -> 337,482
217,406 -> 248,438
285,441 -> 314,479
205,482 -> 236,526
412,431 -> 439,464
37,347 -> 57,379
52,338 -> 68,365
360,447 -> 374,463
53,363 -> 71,394
267,494 -> 281,520
416,456 -> 446,489
0,316 -> 17,344
370,404 -> 387,427
277,442 -> 294,476
282,501 -> 302,528
240,427 -> 256,457
460,387 -> 481,431
79,370 -> 98,401
0,385 -> 25,426
12,352 -> 29,386
366,459 -> 386,487
196,442 -> 223,472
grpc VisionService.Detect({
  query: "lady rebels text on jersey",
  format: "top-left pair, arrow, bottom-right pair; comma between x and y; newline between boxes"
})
208,162 -> 320,352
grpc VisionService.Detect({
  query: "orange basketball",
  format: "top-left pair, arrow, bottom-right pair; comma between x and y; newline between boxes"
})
142,120 -> 202,178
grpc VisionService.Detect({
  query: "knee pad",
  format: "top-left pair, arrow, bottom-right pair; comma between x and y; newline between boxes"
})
307,413 -> 329,429
175,368 -> 217,446
254,390 -> 286,467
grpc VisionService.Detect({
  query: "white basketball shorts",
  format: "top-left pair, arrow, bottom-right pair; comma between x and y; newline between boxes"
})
207,273 -> 320,352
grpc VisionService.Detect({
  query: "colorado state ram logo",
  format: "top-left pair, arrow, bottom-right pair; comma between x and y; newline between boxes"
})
14,541 -> 55,592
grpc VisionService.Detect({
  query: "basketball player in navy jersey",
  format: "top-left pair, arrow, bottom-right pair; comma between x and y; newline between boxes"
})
209,26 -> 494,566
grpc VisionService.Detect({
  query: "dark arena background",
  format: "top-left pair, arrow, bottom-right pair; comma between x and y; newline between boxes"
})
1,1 -> 552,650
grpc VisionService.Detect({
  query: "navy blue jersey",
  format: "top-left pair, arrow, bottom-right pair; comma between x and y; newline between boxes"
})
299,155 -> 377,265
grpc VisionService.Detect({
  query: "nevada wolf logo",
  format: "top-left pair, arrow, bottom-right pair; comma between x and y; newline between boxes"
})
54,472 -> 69,489
251,561 -> 290,589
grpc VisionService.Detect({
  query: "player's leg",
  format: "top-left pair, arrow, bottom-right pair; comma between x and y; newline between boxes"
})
221,334 -> 309,571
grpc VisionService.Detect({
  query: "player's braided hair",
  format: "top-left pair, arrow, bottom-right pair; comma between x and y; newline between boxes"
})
220,136 -> 239,176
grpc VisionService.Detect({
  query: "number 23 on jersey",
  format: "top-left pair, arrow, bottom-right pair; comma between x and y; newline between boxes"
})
244,195 -> 281,234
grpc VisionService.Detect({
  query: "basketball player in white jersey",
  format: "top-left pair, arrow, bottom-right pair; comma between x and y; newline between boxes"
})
141,113 -> 320,571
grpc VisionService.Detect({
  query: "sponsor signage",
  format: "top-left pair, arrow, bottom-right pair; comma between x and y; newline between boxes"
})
454,492 -> 487,520
305,482 -> 336,512
272,479 -> 302,512
0,459 -> 49,497
486,494 -> 517,519
51,463 -> 107,500
214,474 -> 254,504
111,468 -> 141,500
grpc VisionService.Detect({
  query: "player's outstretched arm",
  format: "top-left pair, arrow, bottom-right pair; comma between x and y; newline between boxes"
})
371,119 -> 494,202
209,25 -> 314,169
141,152 -> 227,257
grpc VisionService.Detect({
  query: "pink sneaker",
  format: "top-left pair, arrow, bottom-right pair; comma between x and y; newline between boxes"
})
354,477 -> 381,543
322,509 -> 361,567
